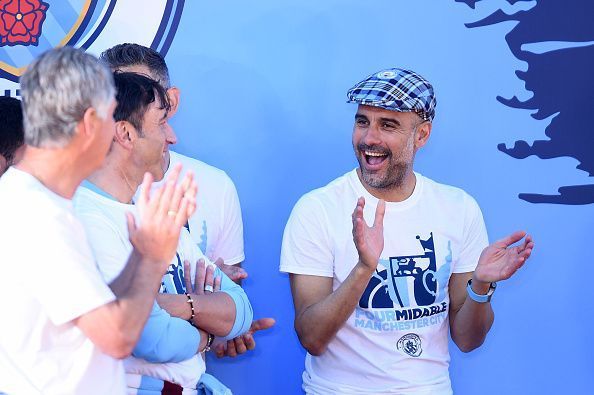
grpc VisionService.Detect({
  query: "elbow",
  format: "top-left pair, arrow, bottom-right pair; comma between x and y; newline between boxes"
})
296,323 -> 327,356
452,334 -> 484,353
102,330 -> 137,359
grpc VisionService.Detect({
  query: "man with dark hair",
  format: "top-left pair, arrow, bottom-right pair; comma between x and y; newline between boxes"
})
281,68 -> 534,394
100,43 -> 274,359
0,96 -> 24,176
0,47 -> 196,394
73,72 -> 252,394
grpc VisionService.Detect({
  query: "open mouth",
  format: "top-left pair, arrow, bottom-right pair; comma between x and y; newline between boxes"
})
363,150 -> 389,166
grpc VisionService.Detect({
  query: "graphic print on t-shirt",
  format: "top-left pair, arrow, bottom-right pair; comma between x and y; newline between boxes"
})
360,233 -> 452,309
161,252 -> 187,294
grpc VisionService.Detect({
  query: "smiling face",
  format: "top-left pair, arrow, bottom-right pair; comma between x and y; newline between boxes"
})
352,105 -> 430,194
131,96 -> 176,181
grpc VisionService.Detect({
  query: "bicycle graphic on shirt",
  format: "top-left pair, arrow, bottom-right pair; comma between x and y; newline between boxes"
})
359,233 -> 438,308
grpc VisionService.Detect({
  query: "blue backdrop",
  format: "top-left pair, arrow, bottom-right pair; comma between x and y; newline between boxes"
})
2,0 -> 592,393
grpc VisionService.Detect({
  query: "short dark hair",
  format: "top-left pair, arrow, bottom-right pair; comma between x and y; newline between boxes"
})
113,72 -> 170,135
100,43 -> 170,88
0,96 -> 24,164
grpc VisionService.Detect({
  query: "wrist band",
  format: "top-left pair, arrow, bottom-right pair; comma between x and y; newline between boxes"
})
185,292 -> 195,320
201,333 -> 214,353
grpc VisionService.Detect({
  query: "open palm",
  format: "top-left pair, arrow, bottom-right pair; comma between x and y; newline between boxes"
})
474,231 -> 534,283
352,197 -> 386,270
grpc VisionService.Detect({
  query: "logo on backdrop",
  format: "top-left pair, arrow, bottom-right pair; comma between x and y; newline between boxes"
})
458,0 -> 594,205
0,0 -> 49,46
0,0 -> 185,91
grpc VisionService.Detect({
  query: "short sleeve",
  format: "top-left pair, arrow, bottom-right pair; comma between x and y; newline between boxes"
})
279,195 -> 334,277
76,212 -> 131,283
31,217 -> 115,326
213,175 -> 244,265
453,194 -> 489,273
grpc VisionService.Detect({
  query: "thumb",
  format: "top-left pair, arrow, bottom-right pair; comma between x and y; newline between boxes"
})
373,199 -> 386,228
250,318 -> 276,333
494,230 -> 526,248
126,211 -> 137,238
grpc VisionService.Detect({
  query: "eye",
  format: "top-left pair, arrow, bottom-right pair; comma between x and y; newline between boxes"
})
355,117 -> 369,127
382,121 -> 397,130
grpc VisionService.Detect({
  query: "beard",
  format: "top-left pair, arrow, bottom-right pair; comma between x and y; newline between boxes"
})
355,143 -> 412,190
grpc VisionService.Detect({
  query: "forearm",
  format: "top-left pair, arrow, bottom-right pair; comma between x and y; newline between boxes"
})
450,280 -> 494,352
158,292 -> 237,337
111,250 -> 167,348
108,250 -> 139,296
133,302 -> 201,363
295,262 -> 373,356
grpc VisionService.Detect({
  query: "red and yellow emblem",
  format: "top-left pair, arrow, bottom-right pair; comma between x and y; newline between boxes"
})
0,0 -> 49,46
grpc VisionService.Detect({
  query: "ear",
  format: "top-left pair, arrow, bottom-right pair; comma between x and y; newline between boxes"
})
113,121 -> 136,151
76,107 -> 100,149
414,121 -> 432,149
167,86 -> 181,117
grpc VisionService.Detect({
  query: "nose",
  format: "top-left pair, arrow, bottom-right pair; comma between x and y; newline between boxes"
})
165,122 -> 177,145
362,122 -> 382,146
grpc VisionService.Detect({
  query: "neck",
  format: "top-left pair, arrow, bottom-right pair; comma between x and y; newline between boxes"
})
16,147 -> 86,199
356,168 -> 417,202
87,155 -> 142,204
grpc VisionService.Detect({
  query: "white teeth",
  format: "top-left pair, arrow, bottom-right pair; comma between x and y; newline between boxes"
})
364,150 -> 386,157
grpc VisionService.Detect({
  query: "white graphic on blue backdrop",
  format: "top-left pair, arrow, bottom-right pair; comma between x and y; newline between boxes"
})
359,233 -> 452,309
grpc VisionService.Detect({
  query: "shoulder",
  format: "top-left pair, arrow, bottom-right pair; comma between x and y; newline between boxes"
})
170,151 -> 234,187
419,174 -> 481,209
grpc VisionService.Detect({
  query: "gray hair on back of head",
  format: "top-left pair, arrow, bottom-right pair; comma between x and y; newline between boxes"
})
20,46 -> 115,148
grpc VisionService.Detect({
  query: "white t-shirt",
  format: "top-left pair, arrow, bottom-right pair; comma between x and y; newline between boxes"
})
280,169 -> 489,395
73,184 -> 208,388
0,168 -> 125,395
145,151 -> 244,265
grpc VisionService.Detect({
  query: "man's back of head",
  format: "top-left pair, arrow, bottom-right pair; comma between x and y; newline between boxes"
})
21,46 -> 115,149
100,43 -> 170,88
0,96 -> 24,176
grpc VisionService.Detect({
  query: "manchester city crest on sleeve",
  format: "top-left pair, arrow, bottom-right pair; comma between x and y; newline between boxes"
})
397,333 -> 423,357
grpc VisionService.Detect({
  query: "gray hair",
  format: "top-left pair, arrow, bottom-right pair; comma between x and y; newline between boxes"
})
20,46 -> 115,148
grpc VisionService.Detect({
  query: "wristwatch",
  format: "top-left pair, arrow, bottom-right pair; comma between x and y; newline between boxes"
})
466,279 -> 496,303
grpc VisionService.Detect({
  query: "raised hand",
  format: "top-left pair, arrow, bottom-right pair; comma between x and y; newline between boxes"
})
126,163 -> 197,269
352,197 -> 385,270
214,318 -> 276,358
474,231 -> 534,283
213,257 -> 248,283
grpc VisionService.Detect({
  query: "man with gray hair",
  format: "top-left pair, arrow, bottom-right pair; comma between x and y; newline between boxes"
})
0,47 -> 197,394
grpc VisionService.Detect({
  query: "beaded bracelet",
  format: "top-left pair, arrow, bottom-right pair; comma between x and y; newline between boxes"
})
185,292 -> 195,320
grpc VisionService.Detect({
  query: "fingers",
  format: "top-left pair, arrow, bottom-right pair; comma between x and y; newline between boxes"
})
249,318 -> 276,333
204,264 -> 215,293
234,336 -> 247,354
373,199 -> 386,228
213,275 -> 222,292
243,333 -> 256,350
214,342 -> 226,358
136,172 -> 154,210
125,211 -> 136,238
183,260 -> 193,293
495,230 -> 527,248
194,258 -> 206,295
225,339 -> 237,357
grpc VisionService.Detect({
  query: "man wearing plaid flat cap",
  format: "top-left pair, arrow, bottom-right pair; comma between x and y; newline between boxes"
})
280,68 -> 534,394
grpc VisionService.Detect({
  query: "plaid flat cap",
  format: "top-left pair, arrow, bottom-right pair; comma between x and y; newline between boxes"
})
346,68 -> 436,121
